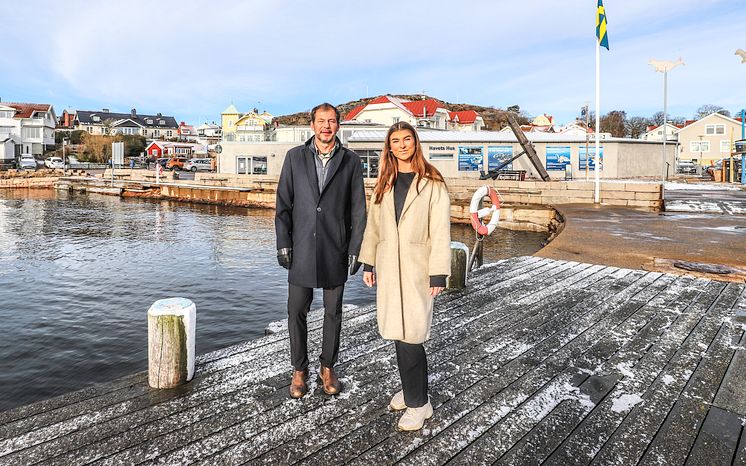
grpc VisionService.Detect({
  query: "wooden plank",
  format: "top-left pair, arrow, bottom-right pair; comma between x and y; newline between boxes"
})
686,406 -> 742,466
590,284 -> 743,465
202,266 -> 625,464
31,259 -> 576,464
713,287 -> 746,416
637,287 -> 745,465
543,279 -> 727,465
122,260 -> 596,464
337,271 -> 674,465
400,272 -> 682,466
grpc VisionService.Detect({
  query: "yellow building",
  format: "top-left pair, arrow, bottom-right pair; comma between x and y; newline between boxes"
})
221,104 -> 273,142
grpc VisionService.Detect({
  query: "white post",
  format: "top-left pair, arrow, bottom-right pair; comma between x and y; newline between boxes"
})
594,40 -> 601,203
148,298 -> 196,389
662,69 -> 668,181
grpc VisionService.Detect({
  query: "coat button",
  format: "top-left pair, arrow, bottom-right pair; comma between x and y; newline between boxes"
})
317,207 -> 322,212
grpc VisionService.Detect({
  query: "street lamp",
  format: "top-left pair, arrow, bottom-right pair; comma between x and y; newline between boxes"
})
649,57 -> 684,181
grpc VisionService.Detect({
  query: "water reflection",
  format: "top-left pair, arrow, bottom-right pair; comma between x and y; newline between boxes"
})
0,189 -> 546,411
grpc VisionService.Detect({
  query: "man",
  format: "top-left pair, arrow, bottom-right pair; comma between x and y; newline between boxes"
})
275,103 -> 366,398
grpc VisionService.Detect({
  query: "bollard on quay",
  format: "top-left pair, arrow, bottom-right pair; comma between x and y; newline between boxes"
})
147,297 -> 196,389
448,241 -> 469,290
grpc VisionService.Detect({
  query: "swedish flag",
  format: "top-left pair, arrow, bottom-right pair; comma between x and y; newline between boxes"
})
596,0 -> 609,50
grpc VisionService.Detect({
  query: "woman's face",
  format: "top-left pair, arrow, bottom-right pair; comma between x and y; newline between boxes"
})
389,129 -> 416,163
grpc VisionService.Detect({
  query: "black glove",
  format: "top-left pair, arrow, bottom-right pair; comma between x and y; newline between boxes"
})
348,255 -> 361,275
277,248 -> 292,269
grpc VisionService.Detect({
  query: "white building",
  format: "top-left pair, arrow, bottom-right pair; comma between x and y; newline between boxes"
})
640,122 -> 683,141
0,102 -> 56,161
344,95 -> 484,131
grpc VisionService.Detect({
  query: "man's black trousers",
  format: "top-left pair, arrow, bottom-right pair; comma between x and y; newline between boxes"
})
287,283 -> 344,371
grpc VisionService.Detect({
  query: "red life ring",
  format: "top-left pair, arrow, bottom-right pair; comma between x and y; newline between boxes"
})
469,185 -> 501,236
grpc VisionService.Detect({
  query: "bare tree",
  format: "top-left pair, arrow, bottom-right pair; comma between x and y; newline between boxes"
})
626,116 -> 651,139
695,104 -> 730,119
600,110 -> 627,137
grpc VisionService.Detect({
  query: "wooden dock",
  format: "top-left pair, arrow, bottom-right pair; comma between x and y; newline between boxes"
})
1,256 -> 745,465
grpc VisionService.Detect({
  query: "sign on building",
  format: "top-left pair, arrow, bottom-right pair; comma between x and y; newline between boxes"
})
545,146 -> 571,171
487,146 -> 513,170
458,146 -> 483,171
579,146 -> 604,170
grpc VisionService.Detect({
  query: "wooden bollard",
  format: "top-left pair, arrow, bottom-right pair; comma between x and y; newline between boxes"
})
148,298 -> 196,389
448,241 -> 469,290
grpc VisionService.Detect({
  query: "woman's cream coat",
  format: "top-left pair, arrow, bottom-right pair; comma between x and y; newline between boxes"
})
359,177 -> 451,344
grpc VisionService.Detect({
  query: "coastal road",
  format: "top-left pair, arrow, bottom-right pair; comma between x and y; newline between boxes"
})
537,203 -> 746,270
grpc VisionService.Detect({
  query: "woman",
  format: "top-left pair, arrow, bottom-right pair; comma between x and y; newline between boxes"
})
359,121 -> 451,431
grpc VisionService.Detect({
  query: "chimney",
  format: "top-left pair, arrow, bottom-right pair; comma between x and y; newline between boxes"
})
131,108 -> 137,117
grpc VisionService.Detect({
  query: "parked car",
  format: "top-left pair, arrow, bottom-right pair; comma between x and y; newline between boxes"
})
676,160 -> 697,175
183,158 -> 213,172
44,157 -> 64,169
156,157 -> 169,169
19,155 -> 37,170
166,157 -> 188,171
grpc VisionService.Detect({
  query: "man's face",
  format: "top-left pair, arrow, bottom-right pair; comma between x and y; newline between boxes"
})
311,108 -> 339,145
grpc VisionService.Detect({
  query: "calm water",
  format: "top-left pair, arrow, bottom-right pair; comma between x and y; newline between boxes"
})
0,189 -> 547,411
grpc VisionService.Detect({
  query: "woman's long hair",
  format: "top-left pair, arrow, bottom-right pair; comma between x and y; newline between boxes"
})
372,122 -> 444,204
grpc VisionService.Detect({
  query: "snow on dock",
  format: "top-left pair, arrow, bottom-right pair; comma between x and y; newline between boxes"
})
1,256 -> 745,465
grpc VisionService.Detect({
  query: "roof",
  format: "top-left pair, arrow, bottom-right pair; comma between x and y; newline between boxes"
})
369,96 -> 392,104
3,102 -> 52,119
222,104 -> 239,114
77,110 -> 178,128
674,112 -> 743,134
448,110 -> 480,124
344,105 -> 365,121
402,100 -> 442,118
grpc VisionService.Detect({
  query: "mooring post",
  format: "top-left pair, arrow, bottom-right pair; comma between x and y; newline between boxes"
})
448,241 -> 469,290
147,297 -> 196,389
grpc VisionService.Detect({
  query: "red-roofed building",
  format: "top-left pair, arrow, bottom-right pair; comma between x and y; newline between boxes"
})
0,102 -> 56,163
343,95 -> 483,131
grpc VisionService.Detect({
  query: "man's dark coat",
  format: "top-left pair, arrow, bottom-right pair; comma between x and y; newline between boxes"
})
275,138 -> 367,288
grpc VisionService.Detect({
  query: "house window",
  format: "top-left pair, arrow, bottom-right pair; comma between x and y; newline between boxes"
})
87,126 -> 93,133
706,124 -> 725,135
92,116 -> 101,122
393,117 -> 400,124
142,129 -> 148,136
154,130 -> 160,137
146,119 -> 153,125
159,120 -> 166,125
690,141 -> 710,152
166,131 -> 172,137
0,111 -> 13,118
721,140 -> 733,153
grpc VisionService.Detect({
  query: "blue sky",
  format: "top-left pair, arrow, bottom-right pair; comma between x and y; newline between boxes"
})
2,0 -> 745,126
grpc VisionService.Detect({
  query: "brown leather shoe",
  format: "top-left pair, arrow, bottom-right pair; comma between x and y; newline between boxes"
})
289,369 -> 308,399
317,366 -> 343,395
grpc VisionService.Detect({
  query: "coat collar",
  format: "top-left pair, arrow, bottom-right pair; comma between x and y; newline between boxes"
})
383,175 -> 429,222
400,176 -> 429,220
302,137 -> 345,201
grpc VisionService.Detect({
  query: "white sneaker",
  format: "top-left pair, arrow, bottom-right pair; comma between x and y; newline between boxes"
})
397,400 -> 433,431
390,390 -> 406,411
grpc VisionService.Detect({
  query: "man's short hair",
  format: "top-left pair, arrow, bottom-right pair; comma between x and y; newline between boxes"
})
310,103 -> 340,122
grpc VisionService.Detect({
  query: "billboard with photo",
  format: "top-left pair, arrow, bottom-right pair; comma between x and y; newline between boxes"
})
579,146 -> 604,170
487,146 -> 513,171
545,146 -> 571,171
458,146 -> 483,171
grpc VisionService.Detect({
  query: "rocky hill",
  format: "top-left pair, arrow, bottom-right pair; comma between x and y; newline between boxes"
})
273,95 -> 530,130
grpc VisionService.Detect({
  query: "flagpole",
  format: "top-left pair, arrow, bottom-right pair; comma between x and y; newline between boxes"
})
594,36 -> 601,203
